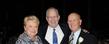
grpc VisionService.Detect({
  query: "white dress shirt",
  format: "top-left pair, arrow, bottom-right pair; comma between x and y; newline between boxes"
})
45,25 -> 64,44
72,28 -> 81,44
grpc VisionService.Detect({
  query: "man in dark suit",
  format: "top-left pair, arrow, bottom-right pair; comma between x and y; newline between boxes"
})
67,12 -> 98,44
39,7 -> 70,44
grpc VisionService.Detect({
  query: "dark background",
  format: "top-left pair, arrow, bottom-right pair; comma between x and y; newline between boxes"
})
0,0 -> 109,44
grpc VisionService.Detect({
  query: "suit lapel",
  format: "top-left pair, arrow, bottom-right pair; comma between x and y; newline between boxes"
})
56,24 -> 64,44
44,24 -> 50,44
45,24 -> 64,44
60,24 -> 70,44
76,29 -> 85,44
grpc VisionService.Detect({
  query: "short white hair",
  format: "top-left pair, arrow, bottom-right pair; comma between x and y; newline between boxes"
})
24,15 -> 40,25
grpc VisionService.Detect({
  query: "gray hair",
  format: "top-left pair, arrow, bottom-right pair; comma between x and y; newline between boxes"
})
46,7 -> 59,17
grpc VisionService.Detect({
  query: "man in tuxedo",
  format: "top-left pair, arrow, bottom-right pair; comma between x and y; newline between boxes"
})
39,7 -> 70,44
67,12 -> 97,44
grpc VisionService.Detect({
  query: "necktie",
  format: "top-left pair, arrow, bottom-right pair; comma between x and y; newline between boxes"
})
69,33 -> 74,44
53,29 -> 58,44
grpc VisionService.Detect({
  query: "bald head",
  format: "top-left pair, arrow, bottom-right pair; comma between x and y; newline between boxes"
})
68,12 -> 81,20
67,12 -> 82,32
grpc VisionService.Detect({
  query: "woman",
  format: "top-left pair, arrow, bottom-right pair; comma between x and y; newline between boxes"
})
16,15 -> 43,44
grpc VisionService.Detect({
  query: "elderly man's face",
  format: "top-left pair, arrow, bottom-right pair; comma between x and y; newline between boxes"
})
68,13 -> 82,32
46,9 -> 60,28
24,20 -> 38,38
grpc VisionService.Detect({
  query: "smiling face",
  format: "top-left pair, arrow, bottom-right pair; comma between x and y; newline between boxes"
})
67,12 -> 82,32
46,8 -> 60,28
24,15 -> 39,38
24,20 -> 38,38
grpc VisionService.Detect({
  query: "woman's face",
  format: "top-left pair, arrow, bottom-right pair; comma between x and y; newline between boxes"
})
24,20 -> 39,38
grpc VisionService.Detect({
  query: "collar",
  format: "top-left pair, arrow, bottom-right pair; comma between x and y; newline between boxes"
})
48,24 -> 60,30
74,28 -> 81,36
21,32 -> 38,42
45,24 -> 64,44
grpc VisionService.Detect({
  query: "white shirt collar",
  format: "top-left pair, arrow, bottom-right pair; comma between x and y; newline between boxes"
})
74,28 -> 81,36
72,28 -> 81,44
45,25 -> 64,44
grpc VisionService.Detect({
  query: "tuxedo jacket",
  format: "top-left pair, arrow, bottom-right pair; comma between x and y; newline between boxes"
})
38,23 -> 70,44
76,29 -> 98,44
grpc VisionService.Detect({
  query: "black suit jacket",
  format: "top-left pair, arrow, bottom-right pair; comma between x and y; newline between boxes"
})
76,29 -> 98,44
38,23 -> 70,44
